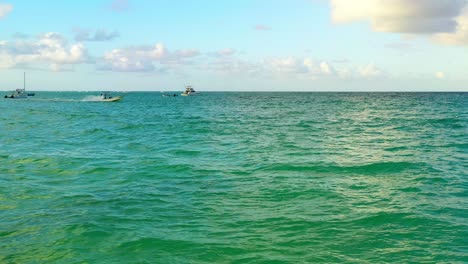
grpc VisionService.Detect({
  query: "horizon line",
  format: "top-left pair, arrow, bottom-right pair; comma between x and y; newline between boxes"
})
1,90 -> 466,93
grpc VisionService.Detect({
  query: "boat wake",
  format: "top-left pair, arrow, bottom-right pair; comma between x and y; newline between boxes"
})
82,96 -> 105,102
27,98 -> 79,102
24,96 -> 117,102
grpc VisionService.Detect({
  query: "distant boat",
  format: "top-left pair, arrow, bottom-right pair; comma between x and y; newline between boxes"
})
181,85 -> 198,96
4,72 -> 29,99
100,91 -> 122,102
4,88 -> 27,99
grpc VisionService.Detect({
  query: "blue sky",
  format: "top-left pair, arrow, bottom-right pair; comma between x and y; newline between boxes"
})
0,0 -> 467,91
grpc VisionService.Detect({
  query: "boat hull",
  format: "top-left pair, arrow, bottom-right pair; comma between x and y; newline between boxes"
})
4,95 -> 27,99
102,96 -> 122,102
181,93 -> 199,96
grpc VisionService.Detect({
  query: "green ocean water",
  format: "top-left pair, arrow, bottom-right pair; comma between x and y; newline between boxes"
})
1,92 -> 467,263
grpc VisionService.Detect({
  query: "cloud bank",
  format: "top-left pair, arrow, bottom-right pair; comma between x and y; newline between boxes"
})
265,57 -> 382,79
99,44 -> 201,72
0,33 -> 89,70
0,33 -> 387,81
330,0 -> 468,45
434,7 -> 468,45
331,0 -> 466,33
208,53 -> 383,80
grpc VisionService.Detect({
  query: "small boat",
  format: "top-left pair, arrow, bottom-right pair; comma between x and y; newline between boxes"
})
4,72 -> 29,99
181,85 -> 198,96
100,92 -> 122,102
163,93 -> 178,97
4,88 -> 27,99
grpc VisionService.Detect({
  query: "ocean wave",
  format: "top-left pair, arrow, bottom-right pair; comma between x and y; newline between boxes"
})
262,161 -> 429,174
1,92 -> 466,263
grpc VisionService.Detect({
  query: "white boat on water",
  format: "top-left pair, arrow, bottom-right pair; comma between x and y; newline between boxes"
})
4,73 -> 29,99
181,85 -> 198,96
4,88 -> 28,99
100,91 -> 122,102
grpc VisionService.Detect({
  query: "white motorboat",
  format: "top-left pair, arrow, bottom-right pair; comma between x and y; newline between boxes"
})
181,85 -> 198,96
100,92 -> 122,102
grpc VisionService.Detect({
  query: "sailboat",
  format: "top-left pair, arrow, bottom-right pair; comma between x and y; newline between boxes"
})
4,72 -> 29,99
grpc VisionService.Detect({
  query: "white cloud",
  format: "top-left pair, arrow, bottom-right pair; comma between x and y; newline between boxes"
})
331,0 -> 467,34
98,43 -> 385,79
218,55 -> 381,80
172,49 -> 200,59
203,51 -> 388,81
330,0 -> 468,46
434,7 -> 468,45
99,43 -> 201,72
266,57 -> 338,77
99,56 -> 155,72
0,32 -> 90,70
0,2 -> 12,19
100,46 -> 159,72
435,71 -> 445,79
320,62 -> 335,75
267,57 -> 309,74
358,63 -> 383,78
216,48 -> 237,57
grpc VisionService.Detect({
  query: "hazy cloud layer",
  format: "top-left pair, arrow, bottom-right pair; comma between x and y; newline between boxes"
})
385,42 -> 413,51
99,44 -> 386,80
12,32 -> 29,39
208,48 -> 237,58
74,28 -> 120,42
254,25 -> 272,31
109,0 -> 130,12
0,33 -> 89,70
207,52 -> 383,80
0,31 -> 387,80
0,2 -> 12,19
264,57 -> 382,79
331,0 -> 467,34
206,49 -> 261,76
99,44 -> 201,72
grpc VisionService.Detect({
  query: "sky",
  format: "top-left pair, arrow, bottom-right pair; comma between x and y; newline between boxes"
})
0,0 -> 467,91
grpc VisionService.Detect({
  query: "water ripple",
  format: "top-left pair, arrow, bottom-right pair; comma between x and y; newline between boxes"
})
1,92 -> 467,263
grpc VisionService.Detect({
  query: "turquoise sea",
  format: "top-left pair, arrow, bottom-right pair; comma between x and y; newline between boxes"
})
1,92 -> 467,263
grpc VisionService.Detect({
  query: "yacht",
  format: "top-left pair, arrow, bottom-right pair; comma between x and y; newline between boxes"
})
181,85 -> 198,96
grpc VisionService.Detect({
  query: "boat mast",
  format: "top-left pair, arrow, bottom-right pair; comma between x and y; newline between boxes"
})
24,72 -> 26,91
